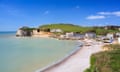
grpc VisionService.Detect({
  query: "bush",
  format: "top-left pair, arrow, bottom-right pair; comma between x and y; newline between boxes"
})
84,44 -> 120,72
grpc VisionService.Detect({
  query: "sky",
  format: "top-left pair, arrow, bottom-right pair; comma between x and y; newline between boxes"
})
0,0 -> 120,31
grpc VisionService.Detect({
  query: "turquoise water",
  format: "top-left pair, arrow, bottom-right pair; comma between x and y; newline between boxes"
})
0,32 -> 76,72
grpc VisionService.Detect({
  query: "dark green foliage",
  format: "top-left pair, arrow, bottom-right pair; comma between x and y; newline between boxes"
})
84,44 -> 120,72
40,28 -> 50,32
20,26 -> 35,31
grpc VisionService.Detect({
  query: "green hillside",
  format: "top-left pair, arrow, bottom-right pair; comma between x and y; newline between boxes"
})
39,23 -> 93,33
39,23 -> 119,35
84,44 -> 120,72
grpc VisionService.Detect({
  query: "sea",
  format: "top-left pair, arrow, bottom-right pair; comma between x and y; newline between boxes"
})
0,32 -> 77,72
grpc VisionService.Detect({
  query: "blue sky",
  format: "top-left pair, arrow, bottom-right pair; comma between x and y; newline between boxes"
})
0,0 -> 120,31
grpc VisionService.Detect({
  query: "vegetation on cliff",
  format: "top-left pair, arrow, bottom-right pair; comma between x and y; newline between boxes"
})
84,44 -> 120,72
20,26 -> 35,31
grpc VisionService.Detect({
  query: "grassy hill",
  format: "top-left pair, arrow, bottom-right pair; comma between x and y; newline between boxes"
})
39,23 -> 93,33
39,23 -> 119,35
84,44 -> 120,72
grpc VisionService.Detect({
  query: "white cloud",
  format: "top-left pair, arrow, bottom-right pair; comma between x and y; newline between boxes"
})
86,15 -> 105,19
98,11 -> 120,16
98,12 -> 111,15
112,11 -> 120,16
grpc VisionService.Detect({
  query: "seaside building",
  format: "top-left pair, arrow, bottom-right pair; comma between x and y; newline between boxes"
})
106,33 -> 114,39
116,33 -> 120,37
104,25 -> 120,30
85,32 -> 96,39
50,29 -> 63,33
65,32 -> 85,40
65,32 -> 74,38
118,37 -> 120,44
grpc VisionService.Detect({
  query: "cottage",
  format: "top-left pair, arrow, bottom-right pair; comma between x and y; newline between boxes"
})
116,33 -> 120,37
50,29 -> 63,33
65,32 -> 85,40
85,32 -> 96,39
65,32 -> 74,38
106,33 -> 114,39
118,37 -> 120,44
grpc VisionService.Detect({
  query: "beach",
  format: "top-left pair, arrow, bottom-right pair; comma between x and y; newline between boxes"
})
41,40 -> 103,72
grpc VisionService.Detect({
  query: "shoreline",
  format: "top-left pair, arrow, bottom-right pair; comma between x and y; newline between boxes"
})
36,39 -> 103,72
35,40 -> 83,72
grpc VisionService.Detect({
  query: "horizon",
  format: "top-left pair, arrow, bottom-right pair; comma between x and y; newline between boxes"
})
1,23 -> 120,32
0,0 -> 120,31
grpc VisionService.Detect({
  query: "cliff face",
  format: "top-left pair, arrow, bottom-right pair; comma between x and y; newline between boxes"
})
16,29 -> 32,37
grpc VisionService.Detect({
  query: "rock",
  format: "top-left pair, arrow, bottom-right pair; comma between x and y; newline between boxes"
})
16,29 -> 32,37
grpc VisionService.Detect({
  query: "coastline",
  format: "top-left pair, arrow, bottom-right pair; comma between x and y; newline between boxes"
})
36,39 -> 103,72
35,40 -> 83,72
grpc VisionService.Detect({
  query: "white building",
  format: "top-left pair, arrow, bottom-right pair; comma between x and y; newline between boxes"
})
50,29 -> 63,33
85,32 -> 96,39
116,33 -> 120,37
65,32 -> 74,38
106,33 -> 114,39
118,37 -> 120,44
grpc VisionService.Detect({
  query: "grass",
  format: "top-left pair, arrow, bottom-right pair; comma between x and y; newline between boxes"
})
39,23 -> 93,33
39,23 -> 119,35
84,44 -> 120,72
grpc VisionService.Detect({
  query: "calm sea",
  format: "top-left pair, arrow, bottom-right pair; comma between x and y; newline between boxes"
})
0,32 -> 77,72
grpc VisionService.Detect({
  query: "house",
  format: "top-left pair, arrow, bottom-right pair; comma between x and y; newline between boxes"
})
50,29 -> 63,33
116,33 -> 120,37
106,33 -> 114,39
118,37 -> 120,44
104,25 -> 120,30
65,32 -> 74,38
65,32 -> 85,39
85,32 -> 96,39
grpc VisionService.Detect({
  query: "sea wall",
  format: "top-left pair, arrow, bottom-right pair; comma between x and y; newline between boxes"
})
35,41 -> 83,72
